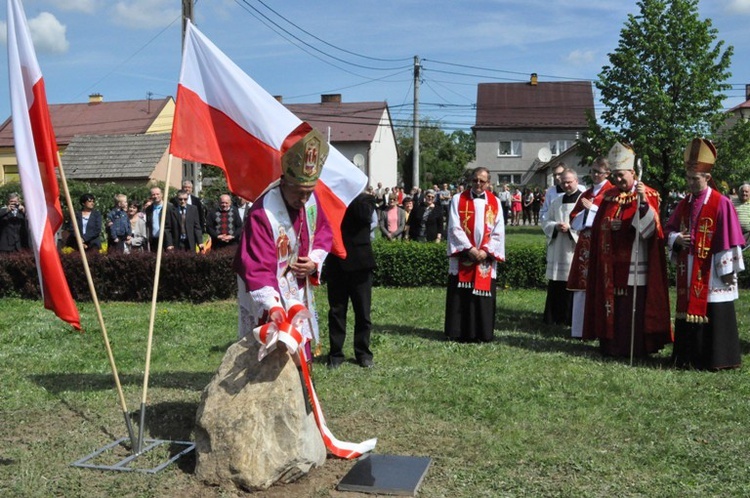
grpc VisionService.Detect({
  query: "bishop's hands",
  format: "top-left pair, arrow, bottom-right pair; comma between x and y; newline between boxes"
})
290,256 -> 316,278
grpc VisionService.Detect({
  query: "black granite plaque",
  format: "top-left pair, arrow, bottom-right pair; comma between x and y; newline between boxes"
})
336,454 -> 431,496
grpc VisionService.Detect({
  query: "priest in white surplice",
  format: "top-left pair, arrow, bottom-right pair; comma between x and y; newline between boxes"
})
542,169 -> 582,326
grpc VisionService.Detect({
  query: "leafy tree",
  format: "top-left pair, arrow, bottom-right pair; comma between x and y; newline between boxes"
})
714,119 -> 750,192
579,0 -> 732,200
397,119 -> 474,190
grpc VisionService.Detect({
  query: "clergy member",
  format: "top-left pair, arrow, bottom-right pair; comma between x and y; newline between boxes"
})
583,142 -> 672,358
567,157 -> 612,338
542,169 -> 583,326
666,138 -> 745,370
444,166 -> 505,342
233,124 -> 333,365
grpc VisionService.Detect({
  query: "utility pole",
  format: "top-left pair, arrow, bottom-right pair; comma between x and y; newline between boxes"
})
181,0 -> 201,194
412,56 -> 421,190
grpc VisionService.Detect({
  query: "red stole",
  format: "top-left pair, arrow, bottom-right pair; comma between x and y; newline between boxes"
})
583,184 -> 672,343
457,190 -> 499,295
673,189 -> 721,322
567,181 -> 611,291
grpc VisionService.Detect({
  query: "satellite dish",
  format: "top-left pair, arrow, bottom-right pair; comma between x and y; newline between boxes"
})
537,147 -> 552,163
353,153 -> 365,168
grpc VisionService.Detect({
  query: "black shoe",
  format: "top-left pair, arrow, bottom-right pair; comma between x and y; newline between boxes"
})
327,355 -> 344,369
358,358 -> 374,368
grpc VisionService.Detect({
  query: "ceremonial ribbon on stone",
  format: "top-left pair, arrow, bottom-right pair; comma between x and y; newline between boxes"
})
253,302 -> 377,459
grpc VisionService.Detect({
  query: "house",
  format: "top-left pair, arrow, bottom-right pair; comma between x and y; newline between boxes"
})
470,74 -> 595,187
0,94 -> 182,187
724,85 -> 750,129
285,94 -> 398,189
0,93 -> 398,193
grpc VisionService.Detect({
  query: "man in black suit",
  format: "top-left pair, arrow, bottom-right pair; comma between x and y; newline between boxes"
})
172,180 -> 206,231
325,192 -> 377,368
165,189 -> 204,252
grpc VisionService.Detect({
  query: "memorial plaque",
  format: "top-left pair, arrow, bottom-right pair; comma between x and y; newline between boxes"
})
337,454 -> 431,496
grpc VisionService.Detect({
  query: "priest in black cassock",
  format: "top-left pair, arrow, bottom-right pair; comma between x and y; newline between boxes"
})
444,167 -> 505,342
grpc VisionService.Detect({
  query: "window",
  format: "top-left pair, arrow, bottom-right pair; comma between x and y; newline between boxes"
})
549,140 -> 573,156
498,140 -> 521,157
497,174 -> 519,185
2,164 -> 19,184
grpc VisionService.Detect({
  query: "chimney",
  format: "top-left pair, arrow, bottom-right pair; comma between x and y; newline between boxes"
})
321,94 -> 342,104
273,95 -> 283,103
530,73 -> 538,86
746,84 -> 750,102
88,93 -> 103,104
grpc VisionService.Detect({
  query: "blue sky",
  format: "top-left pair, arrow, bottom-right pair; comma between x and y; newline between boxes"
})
1,0 -> 750,132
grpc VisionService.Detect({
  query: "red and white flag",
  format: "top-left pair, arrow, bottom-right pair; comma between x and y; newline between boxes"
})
7,0 -> 80,330
170,20 -> 367,257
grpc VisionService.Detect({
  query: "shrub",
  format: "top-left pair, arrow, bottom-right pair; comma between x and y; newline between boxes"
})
1,241 -> 746,302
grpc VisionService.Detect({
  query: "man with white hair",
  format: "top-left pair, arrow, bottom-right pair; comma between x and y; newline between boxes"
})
583,143 -> 672,358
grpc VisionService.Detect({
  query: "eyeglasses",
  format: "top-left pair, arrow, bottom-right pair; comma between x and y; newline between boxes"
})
591,170 -> 608,175
472,178 -> 488,184
177,197 -> 188,201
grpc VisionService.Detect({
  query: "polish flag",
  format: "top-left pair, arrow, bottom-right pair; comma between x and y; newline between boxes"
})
170,20 -> 367,257
7,0 -> 81,330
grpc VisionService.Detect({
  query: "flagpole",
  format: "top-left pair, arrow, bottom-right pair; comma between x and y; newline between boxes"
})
137,154 -> 174,452
56,152 -> 137,449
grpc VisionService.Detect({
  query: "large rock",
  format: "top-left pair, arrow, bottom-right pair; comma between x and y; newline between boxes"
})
194,336 -> 326,491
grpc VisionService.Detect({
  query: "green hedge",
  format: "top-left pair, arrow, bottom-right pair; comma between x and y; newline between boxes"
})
0,241 -> 745,302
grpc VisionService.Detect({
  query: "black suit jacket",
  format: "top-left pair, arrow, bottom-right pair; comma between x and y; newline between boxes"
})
67,209 -> 102,249
408,202 -> 443,242
165,204 -> 203,250
172,194 -> 205,230
0,207 -> 28,251
325,193 -> 376,273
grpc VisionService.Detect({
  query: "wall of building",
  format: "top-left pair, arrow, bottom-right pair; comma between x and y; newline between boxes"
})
475,129 -> 582,186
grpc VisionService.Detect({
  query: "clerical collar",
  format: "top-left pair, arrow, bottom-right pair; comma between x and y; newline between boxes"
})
472,191 -> 486,199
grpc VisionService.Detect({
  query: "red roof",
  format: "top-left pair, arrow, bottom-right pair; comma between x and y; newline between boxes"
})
285,101 -> 390,143
0,97 -> 172,147
474,81 -> 594,130
728,100 -> 750,112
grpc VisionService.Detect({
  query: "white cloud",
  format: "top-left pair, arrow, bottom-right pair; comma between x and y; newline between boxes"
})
112,0 -> 181,29
565,49 -> 596,66
727,0 -> 750,13
49,0 -> 99,14
29,12 -> 70,54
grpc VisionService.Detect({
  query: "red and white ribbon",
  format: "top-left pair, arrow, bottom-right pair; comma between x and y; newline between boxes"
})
253,301 -> 377,459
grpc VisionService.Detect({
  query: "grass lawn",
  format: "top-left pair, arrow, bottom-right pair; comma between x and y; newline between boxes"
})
2,283 -> 750,496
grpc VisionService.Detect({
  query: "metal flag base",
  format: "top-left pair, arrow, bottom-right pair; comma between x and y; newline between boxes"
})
71,437 -> 195,474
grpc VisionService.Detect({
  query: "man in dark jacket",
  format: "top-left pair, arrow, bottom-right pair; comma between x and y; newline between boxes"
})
165,189 -> 204,252
0,192 -> 28,252
325,192 -> 377,368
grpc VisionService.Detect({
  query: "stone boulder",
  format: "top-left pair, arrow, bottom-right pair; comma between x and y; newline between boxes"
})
194,336 -> 326,491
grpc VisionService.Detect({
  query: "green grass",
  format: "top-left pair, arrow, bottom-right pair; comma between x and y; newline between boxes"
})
2,288 -> 750,497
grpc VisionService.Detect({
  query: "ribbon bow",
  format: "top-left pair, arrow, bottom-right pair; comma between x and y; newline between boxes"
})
252,301 -> 311,361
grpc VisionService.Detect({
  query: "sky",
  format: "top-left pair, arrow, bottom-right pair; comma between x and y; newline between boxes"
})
1,0 -> 750,133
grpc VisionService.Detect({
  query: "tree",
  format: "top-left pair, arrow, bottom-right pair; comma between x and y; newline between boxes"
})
714,119 -> 750,192
579,0 -> 732,200
396,119 -> 474,190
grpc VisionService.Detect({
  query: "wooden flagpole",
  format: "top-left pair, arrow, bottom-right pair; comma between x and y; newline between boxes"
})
56,152 -> 137,449
136,153 -> 174,452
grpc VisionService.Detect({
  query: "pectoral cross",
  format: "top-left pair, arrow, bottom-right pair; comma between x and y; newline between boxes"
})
605,300 -> 612,317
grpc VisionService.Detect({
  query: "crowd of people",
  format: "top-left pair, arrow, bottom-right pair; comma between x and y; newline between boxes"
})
1,133 -> 747,374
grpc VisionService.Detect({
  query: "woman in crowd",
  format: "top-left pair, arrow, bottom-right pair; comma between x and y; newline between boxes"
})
511,188 -> 523,226
379,196 -> 406,240
522,188 -> 534,225
67,193 -> 102,252
408,189 -> 443,242
125,201 -> 148,253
